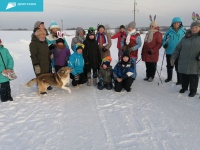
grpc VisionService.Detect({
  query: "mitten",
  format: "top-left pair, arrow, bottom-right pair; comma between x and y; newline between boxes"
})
34,65 -> 41,74
147,50 -> 152,55
122,45 -> 127,51
126,72 -> 134,77
74,74 -> 80,81
102,47 -> 108,52
49,44 -> 55,50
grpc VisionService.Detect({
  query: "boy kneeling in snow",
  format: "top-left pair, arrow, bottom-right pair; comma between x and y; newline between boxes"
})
97,56 -> 113,90
113,52 -> 135,92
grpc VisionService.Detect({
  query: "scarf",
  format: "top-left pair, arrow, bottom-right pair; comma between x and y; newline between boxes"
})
126,29 -> 136,45
96,32 -> 108,46
144,29 -> 158,43
77,36 -> 85,43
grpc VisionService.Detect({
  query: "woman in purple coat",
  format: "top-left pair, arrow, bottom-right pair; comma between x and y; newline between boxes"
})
51,38 -> 71,72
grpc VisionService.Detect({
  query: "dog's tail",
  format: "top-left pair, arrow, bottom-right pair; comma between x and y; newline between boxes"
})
26,78 -> 37,87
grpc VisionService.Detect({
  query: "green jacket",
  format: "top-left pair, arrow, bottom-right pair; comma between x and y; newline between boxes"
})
98,66 -> 113,83
0,45 -> 14,83
171,30 -> 200,75
29,35 -> 50,76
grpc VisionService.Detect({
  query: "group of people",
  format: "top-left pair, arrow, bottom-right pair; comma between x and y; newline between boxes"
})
0,13 -> 200,102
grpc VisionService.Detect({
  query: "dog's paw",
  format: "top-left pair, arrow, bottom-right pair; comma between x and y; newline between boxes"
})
68,89 -> 71,94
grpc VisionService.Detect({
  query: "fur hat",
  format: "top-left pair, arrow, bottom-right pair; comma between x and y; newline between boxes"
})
97,24 -> 105,31
88,27 -> 95,35
49,21 -> 59,30
120,25 -> 125,29
128,21 -> 136,29
56,38 -> 65,44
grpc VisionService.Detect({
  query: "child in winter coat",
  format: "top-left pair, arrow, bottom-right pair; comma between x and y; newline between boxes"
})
111,25 -> 126,61
98,56 -> 113,90
83,27 -> 102,86
113,52 -> 135,92
68,43 -> 87,86
0,39 -> 14,102
51,38 -> 71,72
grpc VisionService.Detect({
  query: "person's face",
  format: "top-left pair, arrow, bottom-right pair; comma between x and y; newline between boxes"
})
37,34 -> 46,41
78,30 -> 84,37
102,64 -> 107,69
123,56 -> 129,62
128,27 -> 133,32
149,25 -> 154,30
39,24 -> 45,29
89,35 -> 95,39
191,26 -> 200,34
120,28 -> 125,32
99,27 -> 104,34
173,22 -> 181,30
77,49 -> 82,54
57,42 -> 64,46
52,28 -> 60,34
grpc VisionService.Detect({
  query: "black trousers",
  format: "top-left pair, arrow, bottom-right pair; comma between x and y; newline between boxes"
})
70,73 -> 87,86
166,54 -> 181,82
145,62 -> 157,78
114,77 -> 134,92
0,81 -> 12,102
181,74 -> 199,94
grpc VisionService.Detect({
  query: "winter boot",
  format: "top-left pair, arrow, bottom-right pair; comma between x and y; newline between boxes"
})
176,72 -> 182,85
148,77 -> 153,82
143,77 -> 149,81
0,82 -> 13,102
165,69 -> 172,82
93,78 -> 97,86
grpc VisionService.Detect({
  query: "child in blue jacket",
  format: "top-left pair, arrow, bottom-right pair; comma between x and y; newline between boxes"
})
113,52 -> 135,92
68,43 -> 87,86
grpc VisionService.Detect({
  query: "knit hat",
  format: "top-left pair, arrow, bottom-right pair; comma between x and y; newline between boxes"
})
191,20 -> 200,28
76,43 -> 85,51
88,27 -> 95,35
128,21 -> 136,29
56,38 -> 65,44
49,21 -> 60,29
97,24 -> 105,31
34,21 -> 44,29
102,56 -> 112,67
120,25 -> 125,29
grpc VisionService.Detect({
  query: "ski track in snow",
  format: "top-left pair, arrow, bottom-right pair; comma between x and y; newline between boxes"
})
0,31 -> 200,150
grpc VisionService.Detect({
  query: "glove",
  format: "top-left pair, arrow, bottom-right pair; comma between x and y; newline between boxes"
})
127,47 -> 132,54
170,59 -> 175,66
74,74 -> 80,81
34,65 -> 41,74
49,44 -> 55,50
102,47 -> 108,52
163,43 -> 168,49
122,45 -> 127,51
147,50 -> 152,55
196,52 -> 200,61
126,72 -> 134,77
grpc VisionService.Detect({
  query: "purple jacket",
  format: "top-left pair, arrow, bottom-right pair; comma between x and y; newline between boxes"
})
52,47 -> 71,66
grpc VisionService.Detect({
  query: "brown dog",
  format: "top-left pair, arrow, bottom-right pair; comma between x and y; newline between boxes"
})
26,66 -> 72,95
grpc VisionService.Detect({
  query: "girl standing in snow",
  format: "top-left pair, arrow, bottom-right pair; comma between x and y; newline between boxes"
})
96,24 -> 112,59
0,39 -> 14,102
113,52 -> 135,92
111,25 -> 126,61
51,38 -> 71,72
83,27 -> 102,86
141,15 -> 162,82
170,13 -> 200,97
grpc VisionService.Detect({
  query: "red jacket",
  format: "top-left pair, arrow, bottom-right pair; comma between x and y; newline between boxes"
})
111,31 -> 126,50
141,31 -> 162,62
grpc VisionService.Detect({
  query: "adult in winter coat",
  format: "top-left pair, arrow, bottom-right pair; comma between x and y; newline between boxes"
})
162,17 -> 186,84
111,25 -> 126,61
98,56 -> 113,90
113,52 -> 135,92
68,43 -> 87,86
96,24 -> 112,59
141,16 -> 162,82
29,29 -> 50,77
170,19 -> 200,97
83,27 -> 102,86
71,27 -> 85,51
0,39 -> 14,102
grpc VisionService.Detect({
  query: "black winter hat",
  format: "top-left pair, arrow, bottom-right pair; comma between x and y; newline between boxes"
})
120,25 -> 125,29
98,25 -> 105,31
122,51 -> 130,58
56,38 -> 65,44
102,61 -> 110,67
88,27 -> 95,35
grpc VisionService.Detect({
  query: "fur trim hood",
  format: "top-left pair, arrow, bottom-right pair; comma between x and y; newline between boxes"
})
185,30 -> 200,38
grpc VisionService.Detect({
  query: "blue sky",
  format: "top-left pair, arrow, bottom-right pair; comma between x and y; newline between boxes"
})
0,0 -> 199,29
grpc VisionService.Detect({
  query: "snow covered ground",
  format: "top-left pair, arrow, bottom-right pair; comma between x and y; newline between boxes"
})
0,30 -> 200,150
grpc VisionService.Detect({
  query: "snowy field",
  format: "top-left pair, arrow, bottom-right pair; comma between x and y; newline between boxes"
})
0,30 -> 200,150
